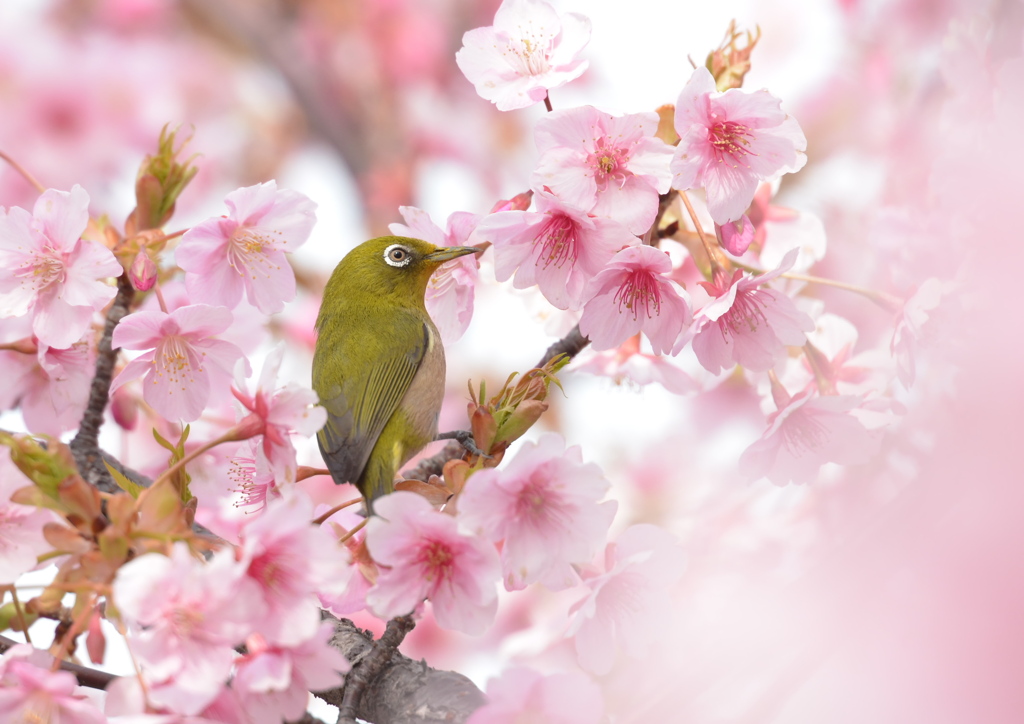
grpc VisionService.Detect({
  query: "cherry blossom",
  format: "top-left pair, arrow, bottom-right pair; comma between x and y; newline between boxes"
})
178,180 -> 317,314
234,624 -> 349,724
891,277 -> 952,389
456,0 -> 591,111
0,451 -> 61,584
0,185 -> 121,348
573,334 -> 697,395
567,524 -> 685,675
231,343 -> 327,485
365,491 -> 501,635
112,543 -> 266,715
459,433 -> 616,591
739,382 -> 881,485
389,206 -> 480,344
533,106 -> 674,234
474,188 -> 636,310
467,667 -> 604,724
317,506 -> 372,618
671,66 -> 807,224
111,304 -> 246,422
578,245 -> 692,354
689,249 -> 814,374
0,644 -> 106,724
0,339 -> 93,436
237,491 -> 351,645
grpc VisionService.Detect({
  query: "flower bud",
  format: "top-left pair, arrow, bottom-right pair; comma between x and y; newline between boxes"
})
129,250 -> 158,291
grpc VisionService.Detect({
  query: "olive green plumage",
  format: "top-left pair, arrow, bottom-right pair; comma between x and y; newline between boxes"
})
313,236 -> 480,512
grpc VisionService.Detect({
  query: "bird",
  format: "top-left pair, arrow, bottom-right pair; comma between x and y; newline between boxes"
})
312,235 -> 481,512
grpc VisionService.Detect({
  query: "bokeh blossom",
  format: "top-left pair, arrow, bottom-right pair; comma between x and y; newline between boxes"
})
0,185 -> 120,348
459,433 -> 617,591
467,667 -> 604,724
111,304 -> 246,422
0,644 -> 105,724
456,0 -> 591,111
390,206 -> 480,344
366,491 -> 501,635
178,181 -> 316,315
533,105 -> 674,234
0,452 -> 60,584
475,188 -> 636,310
671,66 -> 807,224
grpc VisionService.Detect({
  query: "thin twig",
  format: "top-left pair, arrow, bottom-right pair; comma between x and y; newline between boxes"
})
70,274 -> 135,494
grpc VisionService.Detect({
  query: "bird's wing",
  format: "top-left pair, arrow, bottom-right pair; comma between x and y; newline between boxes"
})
315,314 -> 430,488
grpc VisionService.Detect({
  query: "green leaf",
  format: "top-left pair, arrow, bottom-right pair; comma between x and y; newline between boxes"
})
104,461 -> 146,499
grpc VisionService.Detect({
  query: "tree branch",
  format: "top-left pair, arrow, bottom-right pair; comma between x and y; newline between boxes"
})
317,614 -> 485,724
70,273 -> 134,494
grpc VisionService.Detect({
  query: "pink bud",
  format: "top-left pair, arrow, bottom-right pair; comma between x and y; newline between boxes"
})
110,386 -> 138,430
717,214 -> 755,256
129,250 -> 158,291
489,190 -> 533,213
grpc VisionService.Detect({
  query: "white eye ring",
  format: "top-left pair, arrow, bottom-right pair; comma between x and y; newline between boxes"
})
384,244 -> 413,268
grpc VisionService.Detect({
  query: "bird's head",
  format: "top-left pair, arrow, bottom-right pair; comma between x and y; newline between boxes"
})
324,235 -> 481,309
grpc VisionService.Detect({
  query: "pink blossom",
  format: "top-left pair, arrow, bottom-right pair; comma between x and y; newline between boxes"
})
317,506 -> 372,617
456,0 -> 591,111
891,277 -> 951,389
578,245 -> 692,354
739,382 -> 881,485
234,624 -> 349,724
111,304 -> 247,422
365,491 -> 501,635
533,106 -> 674,234
0,644 -> 106,724
0,185 -> 121,348
467,667 -> 604,724
178,181 -> 317,314
389,206 -> 480,344
474,188 -> 636,310
573,334 -> 697,395
0,450 -> 61,584
112,543 -> 266,715
459,433 -> 616,591
237,491 -> 351,645
717,214 -> 755,255
227,440 -> 279,513
231,343 -> 327,485
0,339 -> 93,436
671,66 -> 807,224
567,524 -> 685,675
689,248 -> 814,374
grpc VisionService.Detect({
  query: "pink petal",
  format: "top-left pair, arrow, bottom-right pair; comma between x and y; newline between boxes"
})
33,185 -> 89,252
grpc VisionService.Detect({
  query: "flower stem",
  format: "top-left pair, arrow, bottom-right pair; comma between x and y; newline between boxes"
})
338,516 -> 369,544
153,283 -> 169,313
732,260 -> 902,310
0,150 -> 46,193
677,190 -> 723,273
149,430 -> 234,491
543,93 -> 553,112
312,496 -> 364,526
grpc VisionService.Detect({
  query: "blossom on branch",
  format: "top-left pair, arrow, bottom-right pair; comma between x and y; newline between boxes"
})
110,304 -> 246,422
112,543 -> 266,715
671,66 -> 807,224
178,180 -> 316,315
0,451 -> 60,584
689,248 -> 814,374
578,245 -> 692,354
459,433 -> 616,591
231,343 -> 327,485
0,644 -> 105,724
533,105 -> 674,234
456,0 -> 591,111
390,206 -> 480,344
474,188 -> 636,310
0,185 -> 120,348
365,491 -> 501,635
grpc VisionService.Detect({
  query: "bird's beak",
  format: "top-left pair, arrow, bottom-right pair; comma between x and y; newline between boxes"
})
425,246 -> 482,263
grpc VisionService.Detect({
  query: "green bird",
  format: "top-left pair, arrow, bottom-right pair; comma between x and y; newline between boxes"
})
312,236 -> 481,512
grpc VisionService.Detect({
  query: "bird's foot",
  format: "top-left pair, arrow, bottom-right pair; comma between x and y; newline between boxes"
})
436,430 -> 491,458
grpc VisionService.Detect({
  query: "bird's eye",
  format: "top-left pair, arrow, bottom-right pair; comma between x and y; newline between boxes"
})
384,244 -> 413,268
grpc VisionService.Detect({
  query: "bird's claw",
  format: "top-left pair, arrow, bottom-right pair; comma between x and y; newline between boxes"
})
436,430 -> 492,459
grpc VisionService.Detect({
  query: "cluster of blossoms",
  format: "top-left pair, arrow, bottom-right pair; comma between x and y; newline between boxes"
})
0,0 -> 966,721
